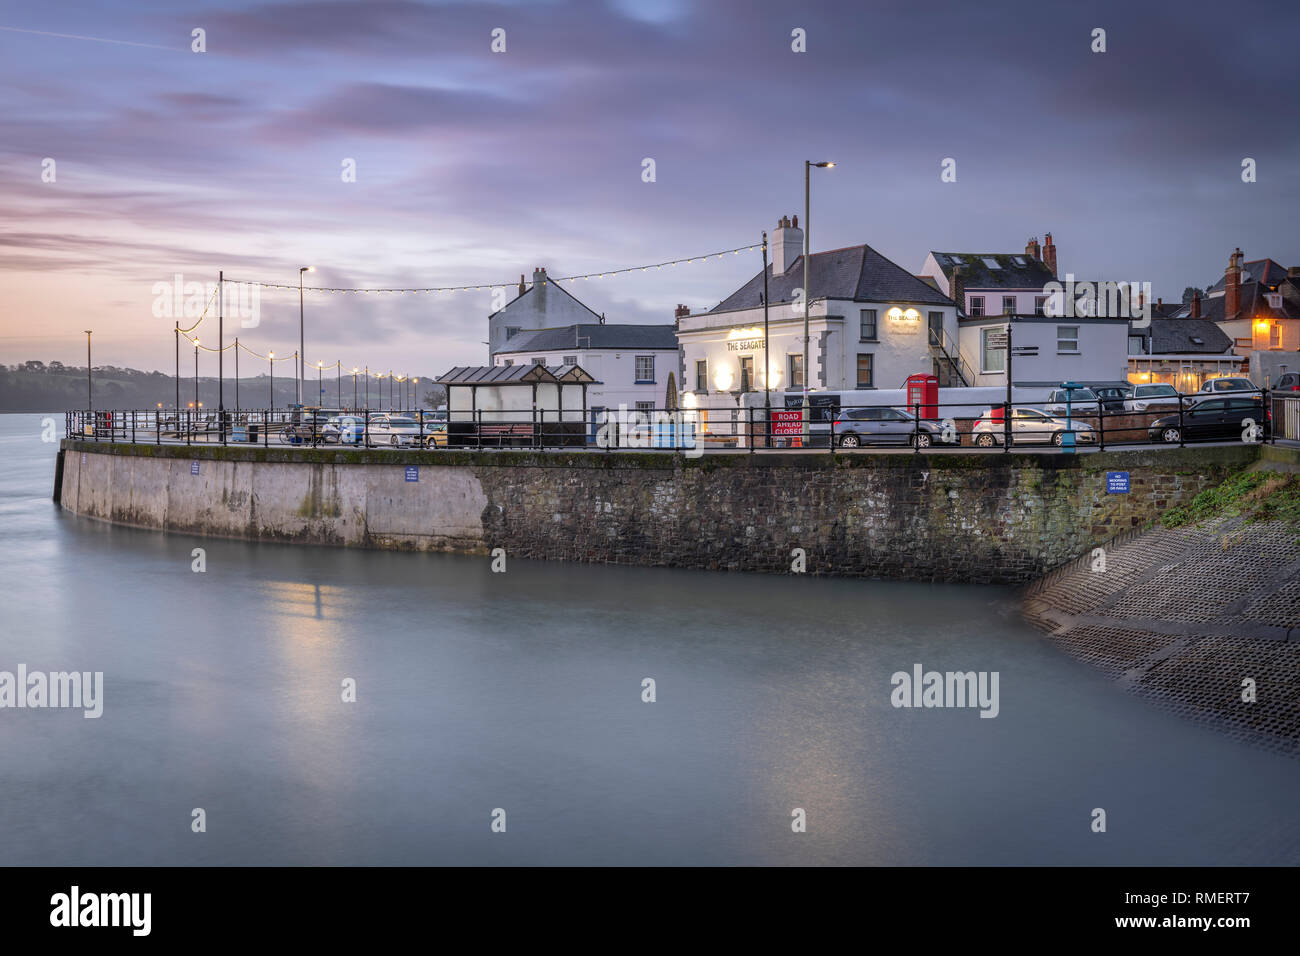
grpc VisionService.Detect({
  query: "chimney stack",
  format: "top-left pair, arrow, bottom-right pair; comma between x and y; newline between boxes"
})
949,265 -> 966,315
674,304 -> 690,320
518,274 -> 526,297
1288,265 -> 1300,278
532,266 -> 547,308
1042,233 -> 1057,276
1025,237 -> 1041,260
771,214 -> 804,277
1225,248 -> 1242,319
1191,289 -> 1202,319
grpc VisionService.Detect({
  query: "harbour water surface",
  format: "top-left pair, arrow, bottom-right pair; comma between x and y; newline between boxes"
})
3,414 -> 1298,865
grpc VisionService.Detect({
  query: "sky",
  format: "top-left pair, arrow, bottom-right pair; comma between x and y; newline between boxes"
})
1,0 -> 1297,375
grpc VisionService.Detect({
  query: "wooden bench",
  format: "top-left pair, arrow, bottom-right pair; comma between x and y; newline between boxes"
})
476,423 -> 535,446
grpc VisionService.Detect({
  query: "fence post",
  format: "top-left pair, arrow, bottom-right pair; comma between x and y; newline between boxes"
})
1264,387 -> 1274,444
1177,397 -> 1185,448
913,401 -> 920,454
418,408 -> 424,449
1097,402 -> 1105,451
1003,401 -> 1010,453
132,410 -> 136,445
476,408 -> 482,449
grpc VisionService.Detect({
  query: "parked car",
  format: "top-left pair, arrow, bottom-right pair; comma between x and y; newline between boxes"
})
325,415 -> 367,445
423,422 -> 448,448
1091,385 -> 1133,413
366,415 -> 424,446
970,407 -> 1096,447
832,407 -> 954,448
1148,396 -> 1271,444
1044,387 -> 1100,417
1124,383 -> 1182,412
1271,371 -> 1300,392
1186,377 -> 1258,404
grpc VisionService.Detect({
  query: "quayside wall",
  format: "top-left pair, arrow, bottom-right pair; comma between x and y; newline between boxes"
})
56,440 -> 1260,584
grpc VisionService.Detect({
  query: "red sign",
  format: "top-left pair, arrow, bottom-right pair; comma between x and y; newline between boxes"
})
771,409 -> 803,437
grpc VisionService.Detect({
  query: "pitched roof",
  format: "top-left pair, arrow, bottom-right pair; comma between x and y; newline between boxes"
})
1176,280 -> 1300,322
711,244 -> 953,313
487,277 -> 604,321
1130,319 -> 1233,354
1207,258 -> 1292,293
499,323 -> 677,352
929,252 -> 1057,290
436,364 -> 599,385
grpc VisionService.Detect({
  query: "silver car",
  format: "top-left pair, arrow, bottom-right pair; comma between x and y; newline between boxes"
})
366,415 -> 423,446
1124,383 -> 1181,412
832,407 -> 953,448
970,407 -> 1095,447
1044,388 -> 1100,416
1186,377 -> 1258,404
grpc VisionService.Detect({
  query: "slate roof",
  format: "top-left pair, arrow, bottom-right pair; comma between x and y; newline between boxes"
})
1207,258 -> 1292,293
929,252 -> 1057,289
1130,319 -> 1233,354
1173,280 -> 1300,322
710,244 -> 953,313
499,323 -> 678,352
437,364 -> 598,385
487,278 -> 603,321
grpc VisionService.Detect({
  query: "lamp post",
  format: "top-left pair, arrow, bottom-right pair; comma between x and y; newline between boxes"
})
193,338 -> 200,420
268,351 -> 275,412
413,377 -> 419,411
316,361 -> 324,406
761,232 -> 770,446
336,362 -> 341,408
174,321 -> 180,415
84,330 -> 93,412
298,266 -> 314,406
352,367 -> 359,411
803,159 -> 834,444
364,366 -> 369,411
234,337 -> 240,415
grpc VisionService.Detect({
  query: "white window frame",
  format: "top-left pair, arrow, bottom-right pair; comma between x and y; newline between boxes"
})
1002,295 -> 1017,316
634,355 -> 655,383
1057,325 -> 1080,354
969,296 -> 985,317
981,327 -> 1006,374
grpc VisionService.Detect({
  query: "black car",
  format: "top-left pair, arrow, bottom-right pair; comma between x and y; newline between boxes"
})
1148,397 -> 1271,444
1091,385 -> 1132,413
1272,371 -> 1300,392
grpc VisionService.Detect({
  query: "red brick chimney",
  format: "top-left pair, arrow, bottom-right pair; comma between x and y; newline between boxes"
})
1225,248 -> 1242,319
1191,289 -> 1202,319
674,304 -> 690,320
1042,233 -> 1057,276
518,274 -> 526,297
1025,236 -> 1041,260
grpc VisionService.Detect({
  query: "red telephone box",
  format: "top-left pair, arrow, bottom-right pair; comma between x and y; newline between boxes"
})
905,373 -> 938,420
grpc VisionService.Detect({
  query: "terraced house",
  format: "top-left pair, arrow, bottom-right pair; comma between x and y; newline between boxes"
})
676,214 -> 960,423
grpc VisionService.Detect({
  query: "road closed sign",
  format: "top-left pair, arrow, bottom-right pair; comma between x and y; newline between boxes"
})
771,409 -> 803,437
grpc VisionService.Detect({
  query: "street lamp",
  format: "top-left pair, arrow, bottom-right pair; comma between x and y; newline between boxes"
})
352,367 -> 359,410
83,330 -> 93,412
193,338 -> 200,412
803,159 -> 834,444
316,360 -> 324,406
298,266 -> 314,406
268,351 -> 275,412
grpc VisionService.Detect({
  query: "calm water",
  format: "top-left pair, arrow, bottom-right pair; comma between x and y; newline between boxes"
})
2,412 -> 1297,865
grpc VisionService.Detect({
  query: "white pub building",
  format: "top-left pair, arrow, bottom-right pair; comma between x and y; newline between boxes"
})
676,216 -> 960,429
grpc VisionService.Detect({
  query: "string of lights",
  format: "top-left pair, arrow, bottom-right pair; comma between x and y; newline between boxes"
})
176,285 -> 220,335
226,242 -> 762,293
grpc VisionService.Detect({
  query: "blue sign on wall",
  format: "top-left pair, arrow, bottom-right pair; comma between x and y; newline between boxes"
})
404,465 -> 419,482
1106,471 -> 1129,494
191,461 -> 200,476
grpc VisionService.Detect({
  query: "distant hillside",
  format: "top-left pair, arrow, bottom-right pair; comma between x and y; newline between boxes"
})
0,362 -> 445,413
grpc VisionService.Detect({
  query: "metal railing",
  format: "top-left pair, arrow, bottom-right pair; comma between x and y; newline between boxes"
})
64,392 -> 1282,455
